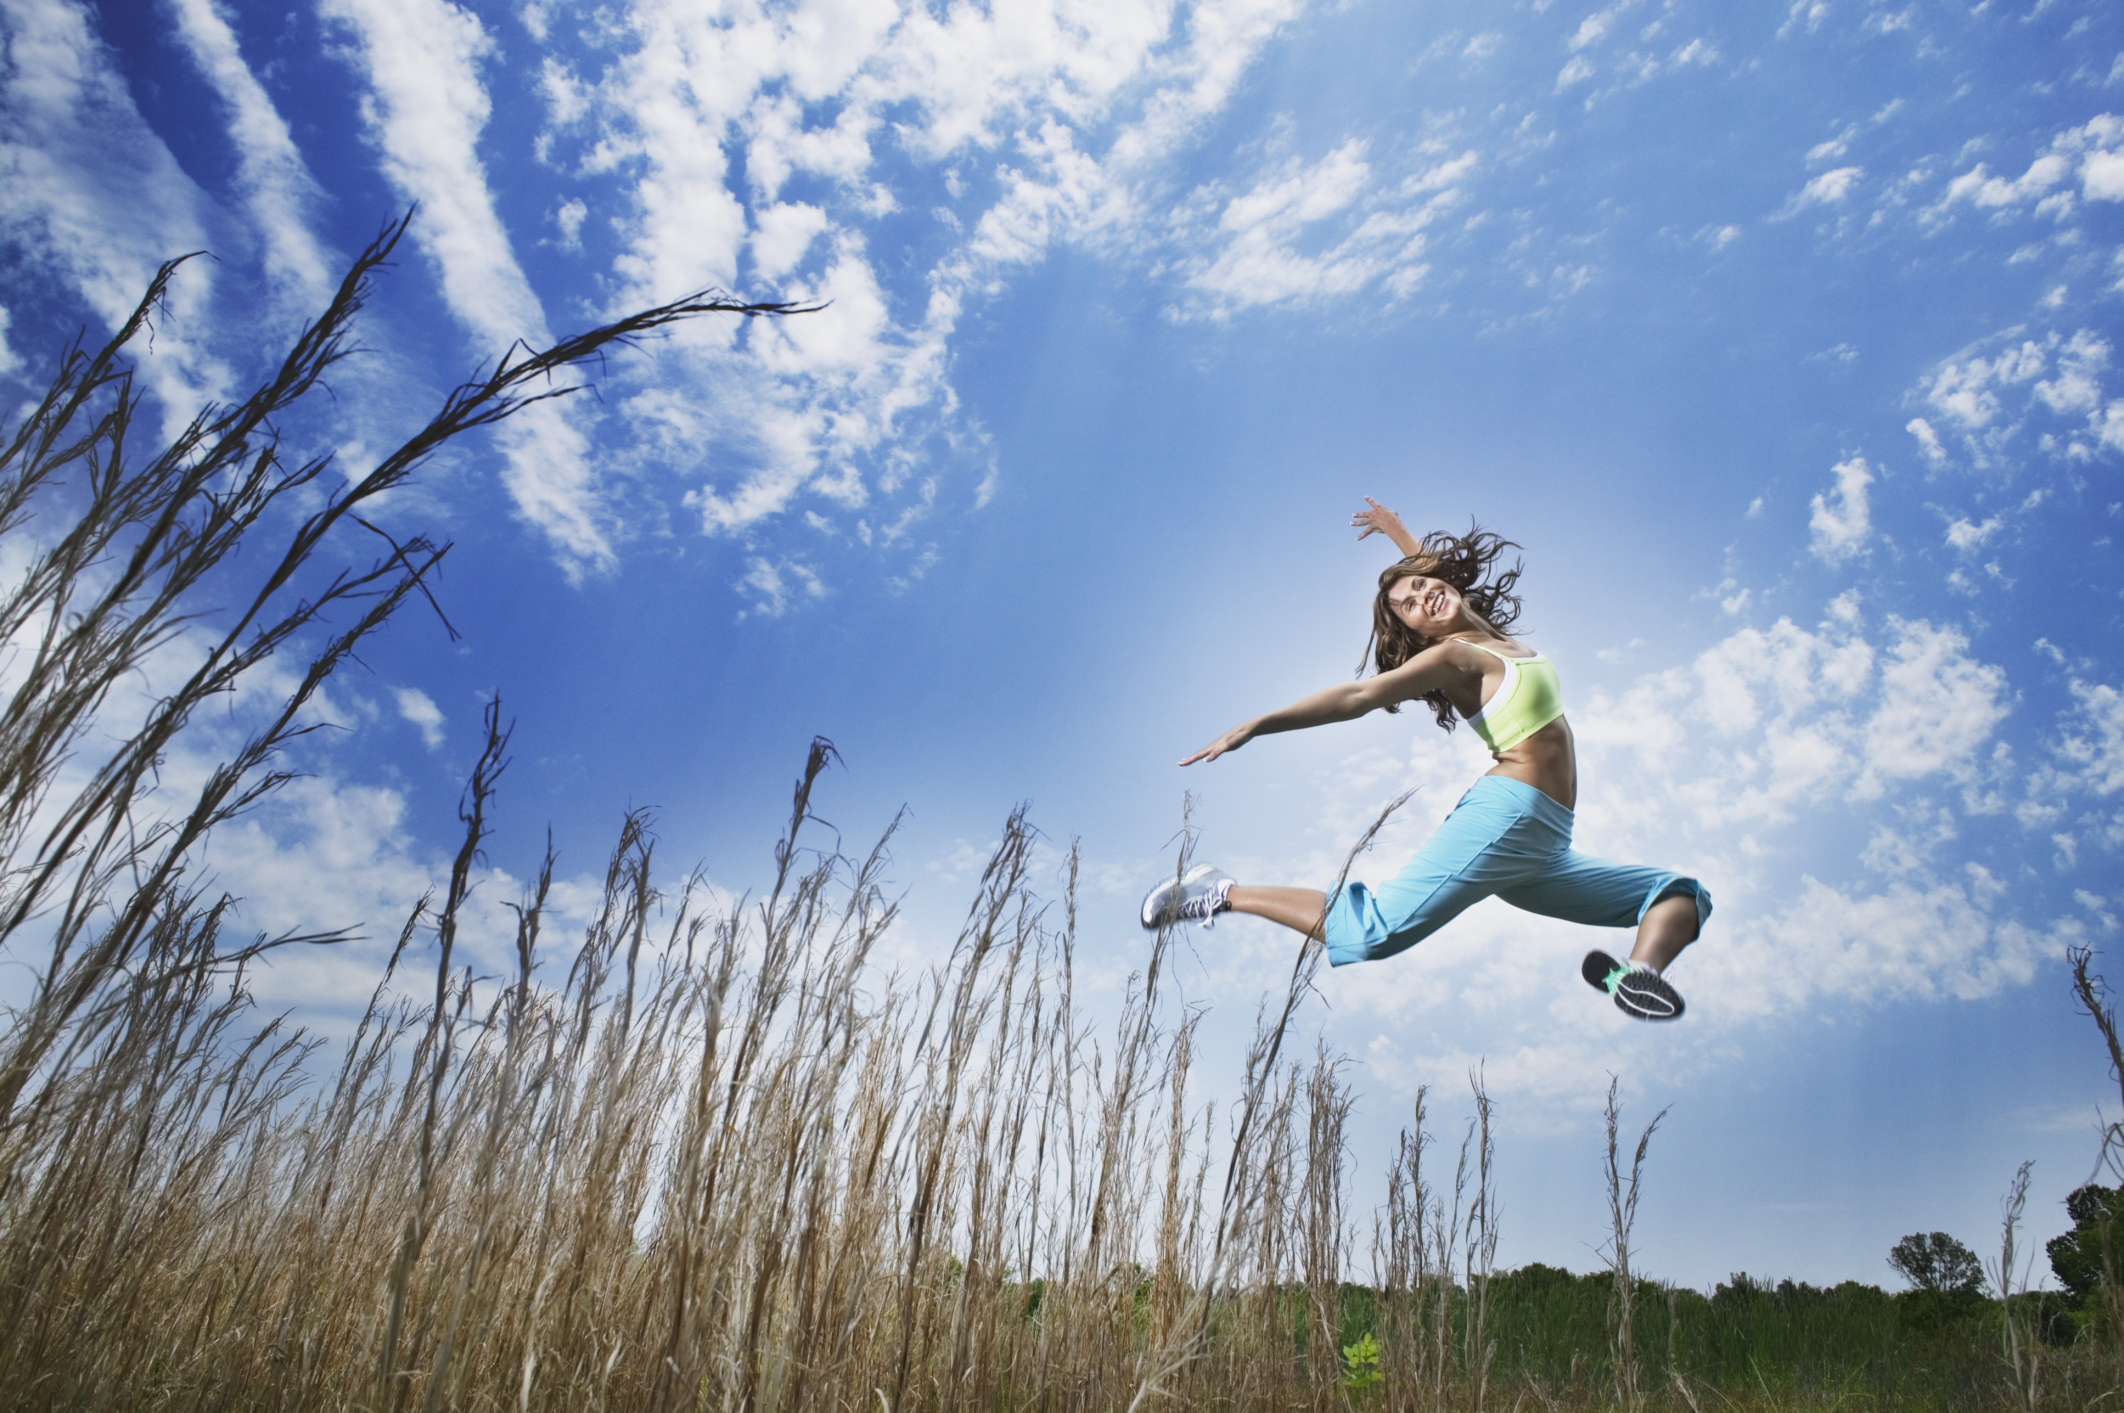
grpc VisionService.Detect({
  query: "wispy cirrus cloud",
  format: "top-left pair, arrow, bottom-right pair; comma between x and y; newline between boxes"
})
322,0 -> 618,577
529,0 -> 1323,609
164,0 -> 336,313
0,0 -> 230,420
1162,142 -> 1477,317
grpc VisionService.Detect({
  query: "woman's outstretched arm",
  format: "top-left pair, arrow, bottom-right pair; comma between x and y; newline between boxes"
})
1352,496 -> 1422,557
1179,645 -> 1467,765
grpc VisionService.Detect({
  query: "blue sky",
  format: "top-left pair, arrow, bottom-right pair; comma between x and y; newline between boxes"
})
4,0 -> 2123,1289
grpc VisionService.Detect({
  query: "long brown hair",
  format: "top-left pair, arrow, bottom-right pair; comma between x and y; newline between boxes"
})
1359,524 -> 1526,731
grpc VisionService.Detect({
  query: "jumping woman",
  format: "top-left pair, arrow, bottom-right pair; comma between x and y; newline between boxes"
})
1139,498 -> 1710,1021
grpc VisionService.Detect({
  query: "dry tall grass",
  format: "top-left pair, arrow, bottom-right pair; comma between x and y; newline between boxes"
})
0,704 -> 1427,1411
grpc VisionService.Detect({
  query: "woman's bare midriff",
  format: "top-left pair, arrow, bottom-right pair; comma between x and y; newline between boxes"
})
1485,715 -> 1576,811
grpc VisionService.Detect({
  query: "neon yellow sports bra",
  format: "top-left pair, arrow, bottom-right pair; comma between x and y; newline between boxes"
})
1457,639 -> 1565,754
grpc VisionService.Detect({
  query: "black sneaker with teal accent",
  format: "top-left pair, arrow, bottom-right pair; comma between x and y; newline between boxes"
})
1581,950 -> 1685,1021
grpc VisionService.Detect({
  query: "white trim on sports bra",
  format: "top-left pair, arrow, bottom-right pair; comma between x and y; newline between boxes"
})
1465,653 -> 1516,726
1453,638 -> 1545,727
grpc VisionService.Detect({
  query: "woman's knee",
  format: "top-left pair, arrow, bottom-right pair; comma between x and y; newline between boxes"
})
1642,879 -> 1711,938
1325,882 -> 1458,965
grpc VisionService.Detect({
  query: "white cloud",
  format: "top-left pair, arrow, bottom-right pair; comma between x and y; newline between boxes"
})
1779,0 -> 1829,36
1697,872 -> 2060,1019
0,305 -> 19,378
1905,415 -> 1946,464
201,768 -> 642,1027
553,197 -> 588,247
322,0 -> 616,576
1944,515 -> 2000,550
1926,341 -> 2046,431
322,0 -> 542,346
1166,139 -> 1468,314
1859,620 -> 2011,790
1925,115 -> 2124,228
1567,614 -> 2008,845
1777,165 -> 1863,216
0,0 -> 232,424
1915,327 -> 2124,465
1808,455 -> 1873,563
497,0 -> 1314,589
165,0 -> 335,313
393,687 -> 446,750
1568,4 -> 1626,51
2052,113 -> 2124,201
750,202 -> 831,281
2033,329 -> 2109,415
1807,124 -> 1857,165
2088,150 -> 2124,201
736,554 -> 827,618
1931,154 -> 2071,216
2055,680 -> 2124,796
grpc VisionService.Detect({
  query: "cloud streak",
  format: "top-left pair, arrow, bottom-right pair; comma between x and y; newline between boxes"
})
323,0 -> 616,574
0,0 -> 230,420
164,0 -> 336,313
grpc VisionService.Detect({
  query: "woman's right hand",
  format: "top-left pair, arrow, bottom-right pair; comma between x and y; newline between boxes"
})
1352,496 -> 1410,546
1179,722 -> 1255,766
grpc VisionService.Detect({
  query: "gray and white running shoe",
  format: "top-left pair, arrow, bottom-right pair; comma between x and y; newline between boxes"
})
1139,864 -> 1236,930
1582,949 -> 1685,1021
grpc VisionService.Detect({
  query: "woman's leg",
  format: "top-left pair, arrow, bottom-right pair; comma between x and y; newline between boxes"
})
1632,892 -> 1700,972
1166,779 -> 1549,960
1225,886 -> 1328,936
1498,854 -> 1710,960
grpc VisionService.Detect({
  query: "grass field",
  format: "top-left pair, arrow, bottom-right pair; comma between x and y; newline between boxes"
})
1,228 -> 2116,1413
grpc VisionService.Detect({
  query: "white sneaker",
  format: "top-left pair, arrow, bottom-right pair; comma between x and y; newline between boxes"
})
1139,864 -> 1236,930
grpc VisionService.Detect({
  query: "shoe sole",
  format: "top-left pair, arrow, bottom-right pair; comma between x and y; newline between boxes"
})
1141,863 -> 1218,929
1581,949 -> 1623,993
1614,971 -> 1685,1021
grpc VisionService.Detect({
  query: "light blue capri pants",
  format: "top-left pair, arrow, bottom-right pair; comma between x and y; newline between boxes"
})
1324,775 -> 1711,968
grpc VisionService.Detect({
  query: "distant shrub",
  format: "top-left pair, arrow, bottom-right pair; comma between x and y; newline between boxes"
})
2048,1184 -> 2122,1308
1889,1231 -> 1985,1295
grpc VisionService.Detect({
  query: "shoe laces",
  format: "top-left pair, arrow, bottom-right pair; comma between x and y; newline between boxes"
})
1179,878 -> 1232,928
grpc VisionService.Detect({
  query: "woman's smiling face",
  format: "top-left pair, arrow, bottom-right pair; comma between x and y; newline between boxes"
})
1385,575 -> 1463,636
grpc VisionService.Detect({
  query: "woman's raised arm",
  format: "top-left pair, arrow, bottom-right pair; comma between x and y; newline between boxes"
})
1352,496 -> 1422,557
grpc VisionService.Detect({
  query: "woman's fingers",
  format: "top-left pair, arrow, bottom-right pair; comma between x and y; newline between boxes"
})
1353,496 -> 1398,537
1180,731 -> 1243,765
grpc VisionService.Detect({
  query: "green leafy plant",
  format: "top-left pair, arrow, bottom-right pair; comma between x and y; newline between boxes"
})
1342,1330 -> 1382,1389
